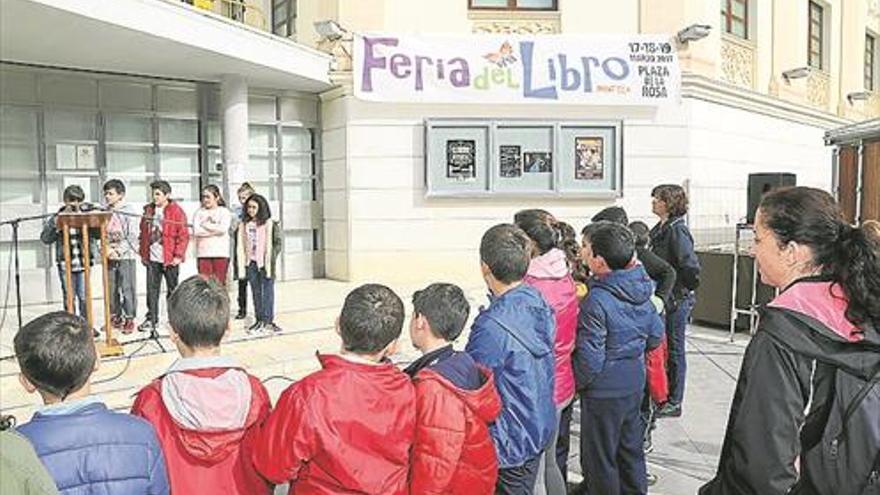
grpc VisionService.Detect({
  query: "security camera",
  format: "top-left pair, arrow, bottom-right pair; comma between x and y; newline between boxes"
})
782,67 -> 811,82
314,20 -> 346,42
847,91 -> 871,104
676,24 -> 712,44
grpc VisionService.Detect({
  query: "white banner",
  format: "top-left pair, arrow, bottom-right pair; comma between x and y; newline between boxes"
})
354,34 -> 680,106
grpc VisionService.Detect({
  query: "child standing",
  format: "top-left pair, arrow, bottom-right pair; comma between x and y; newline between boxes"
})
466,224 -> 557,495
235,193 -> 281,333
40,185 -> 99,318
574,221 -> 664,495
138,180 -> 189,333
14,311 -> 169,495
193,185 -> 232,285
405,283 -> 501,495
103,179 -> 139,334
131,276 -> 271,495
230,183 -> 254,319
253,284 -> 415,494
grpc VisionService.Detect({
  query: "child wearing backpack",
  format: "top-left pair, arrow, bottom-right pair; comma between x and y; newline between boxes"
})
700,187 -> 880,495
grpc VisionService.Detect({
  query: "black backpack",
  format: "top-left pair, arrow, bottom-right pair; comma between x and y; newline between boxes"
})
763,308 -> 880,495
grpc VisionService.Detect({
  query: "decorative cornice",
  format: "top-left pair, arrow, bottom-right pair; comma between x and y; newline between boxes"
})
468,10 -> 561,34
720,35 -> 755,90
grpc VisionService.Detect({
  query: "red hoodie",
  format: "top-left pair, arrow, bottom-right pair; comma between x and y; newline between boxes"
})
131,356 -> 272,495
253,353 -> 415,495
411,366 -> 502,495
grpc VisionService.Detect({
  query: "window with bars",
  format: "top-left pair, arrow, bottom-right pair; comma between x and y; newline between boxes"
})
808,1 -> 824,70
272,0 -> 296,38
469,0 -> 557,10
720,0 -> 748,39
867,33 -> 876,92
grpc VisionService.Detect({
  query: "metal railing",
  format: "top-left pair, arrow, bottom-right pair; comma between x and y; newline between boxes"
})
183,0 -> 267,31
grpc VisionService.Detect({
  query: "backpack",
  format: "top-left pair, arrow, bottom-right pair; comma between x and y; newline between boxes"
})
763,308 -> 880,495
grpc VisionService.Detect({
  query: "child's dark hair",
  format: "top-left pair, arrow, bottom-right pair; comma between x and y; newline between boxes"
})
202,184 -> 226,207
592,206 -> 629,225
480,224 -> 531,284
245,194 -> 272,225
412,283 -> 470,342
150,180 -> 172,196
102,179 -> 126,195
514,209 -> 559,256
62,185 -> 85,203
168,275 -> 230,348
582,221 -> 635,270
759,187 -> 880,329
651,184 -> 689,217
339,284 -> 405,354
14,311 -> 96,400
629,221 -> 651,248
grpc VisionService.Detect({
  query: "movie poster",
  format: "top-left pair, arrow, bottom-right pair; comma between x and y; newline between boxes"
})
446,139 -> 476,181
524,152 -> 552,173
575,137 -> 604,180
499,145 -> 522,178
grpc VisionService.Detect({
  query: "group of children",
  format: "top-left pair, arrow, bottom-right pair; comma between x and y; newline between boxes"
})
41,179 -> 282,336
14,198 -> 692,495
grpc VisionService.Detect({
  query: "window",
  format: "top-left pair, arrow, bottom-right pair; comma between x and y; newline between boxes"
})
867,33 -> 876,92
469,0 -> 557,10
720,0 -> 748,39
272,0 -> 296,38
808,1 -> 824,70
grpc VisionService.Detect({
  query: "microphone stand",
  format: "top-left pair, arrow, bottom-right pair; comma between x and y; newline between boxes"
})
0,212 -> 58,329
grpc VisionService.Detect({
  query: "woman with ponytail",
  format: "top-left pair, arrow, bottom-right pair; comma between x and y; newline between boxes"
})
515,209 -> 579,494
701,187 -> 880,495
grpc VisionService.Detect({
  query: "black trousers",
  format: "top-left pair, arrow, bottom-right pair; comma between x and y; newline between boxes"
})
237,278 -> 248,314
557,399 -> 575,482
579,391 -> 647,495
496,455 -> 540,495
145,262 -> 178,324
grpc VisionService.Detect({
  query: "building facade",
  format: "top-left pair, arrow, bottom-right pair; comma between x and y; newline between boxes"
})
1,0 -> 878,303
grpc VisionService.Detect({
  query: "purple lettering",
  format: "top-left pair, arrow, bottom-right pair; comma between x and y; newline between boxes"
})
558,54 -> 580,91
414,56 -> 434,90
389,54 -> 412,78
602,57 -> 630,80
580,56 -> 600,92
361,37 -> 398,92
448,58 -> 471,87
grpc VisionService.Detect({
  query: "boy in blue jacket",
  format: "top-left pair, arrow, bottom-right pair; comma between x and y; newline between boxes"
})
574,221 -> 664,495
14,311 -> 169,495
465,224 -> 557,495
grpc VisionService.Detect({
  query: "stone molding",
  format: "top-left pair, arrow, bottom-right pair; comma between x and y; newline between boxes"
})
720,34 -> 756,90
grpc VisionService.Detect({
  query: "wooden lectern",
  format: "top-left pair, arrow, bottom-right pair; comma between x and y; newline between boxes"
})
56,211 -> 124,357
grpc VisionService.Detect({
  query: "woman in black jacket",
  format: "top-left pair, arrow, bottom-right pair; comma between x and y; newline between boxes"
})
648,185 -> 700,417
700,187 -> 880,495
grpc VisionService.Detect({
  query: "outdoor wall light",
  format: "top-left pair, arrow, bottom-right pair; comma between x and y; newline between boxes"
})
846,91 -> 871,104
782,67 -> 811,82
676,24 -> 712,44
314,20 -> 347,42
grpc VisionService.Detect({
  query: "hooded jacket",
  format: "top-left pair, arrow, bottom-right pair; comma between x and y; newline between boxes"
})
253,353 -> 415,495
131,356 -> 272,495
650,215 -> 701,299
17,400 -> 169,495
524,248 -> 579,406
405,347 -> 502,495
139,201 -> 189,266
574,264 -> 665,398
465,284 -> 557,468
700,279 -> 880,495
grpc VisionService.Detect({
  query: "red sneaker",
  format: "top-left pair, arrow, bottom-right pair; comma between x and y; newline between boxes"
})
122,318 -> 135,335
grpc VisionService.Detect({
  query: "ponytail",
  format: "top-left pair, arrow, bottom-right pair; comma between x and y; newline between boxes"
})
833,222 -> 880,329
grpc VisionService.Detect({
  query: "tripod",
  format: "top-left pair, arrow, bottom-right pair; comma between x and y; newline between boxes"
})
0,212 -> 57,329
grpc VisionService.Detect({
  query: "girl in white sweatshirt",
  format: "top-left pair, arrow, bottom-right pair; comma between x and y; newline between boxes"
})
193,185 -> 232,285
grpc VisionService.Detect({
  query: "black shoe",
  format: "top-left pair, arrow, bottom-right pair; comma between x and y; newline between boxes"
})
137,320 -> 156,333
234,310 -> 247,320
247,321 -> 262,331
266,322 -> 282,333
647,472 -> 658,486
656,401 -> 682,418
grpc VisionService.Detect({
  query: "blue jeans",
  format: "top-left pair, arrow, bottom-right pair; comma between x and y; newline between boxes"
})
666,293 -> 695,405
579,392 -> 647,495
57,266 -> 87,318
247,262 -> 275,323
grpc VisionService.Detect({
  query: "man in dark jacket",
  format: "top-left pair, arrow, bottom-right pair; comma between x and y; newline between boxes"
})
405,283 -> 501,495
466,224 -> 557,495
574,222 -> 664,495
14,311 -> 169,495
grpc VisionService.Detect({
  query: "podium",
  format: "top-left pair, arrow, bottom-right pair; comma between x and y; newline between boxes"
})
56,212 -> 124,357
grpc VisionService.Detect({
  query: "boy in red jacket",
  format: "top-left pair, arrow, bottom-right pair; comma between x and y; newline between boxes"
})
131,275 -> 272,495
253,284 -> 415,495
404,283 -> 502,495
